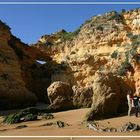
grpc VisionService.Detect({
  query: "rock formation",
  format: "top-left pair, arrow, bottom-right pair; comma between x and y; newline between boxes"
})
34,8 -> 140,119
33,8 -> 140,90
47,82 -> 93,110
47,81 -> 73,109
0,21 -> 37,109
0,7 -> 140,120
72,86 -> 93,108
84,72 -> 129,121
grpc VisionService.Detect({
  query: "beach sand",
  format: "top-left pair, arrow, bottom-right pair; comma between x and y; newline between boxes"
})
0,108 -> 140,140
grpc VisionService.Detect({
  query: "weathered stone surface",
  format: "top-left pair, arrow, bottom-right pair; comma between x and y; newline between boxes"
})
32,8 -> 140,117
40,121 -> 70,128
119,122 -> 140,132
47,81 -> 73,109
84,72 -> 129,121
56,121 -> 70,128
47,83 -> 93,110
0,25 -> 37,109
1,8 -> 140,114
86,121 -> 118,132
72,86 -> 93,108
86,121 -> 140,133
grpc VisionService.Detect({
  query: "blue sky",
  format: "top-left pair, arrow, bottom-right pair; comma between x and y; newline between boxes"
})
0,4 -> 139,44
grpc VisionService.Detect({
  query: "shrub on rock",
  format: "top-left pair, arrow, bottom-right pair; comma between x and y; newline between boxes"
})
3,107 -> 40,124
3,113 -> 22,124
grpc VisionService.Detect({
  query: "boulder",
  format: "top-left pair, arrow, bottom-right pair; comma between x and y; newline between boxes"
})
72,86 -> 93,108
47,81 -> 73,110
56,121 -> 70,128
87,122 -> 117,132
119,122 -> 140,132
85,72 -> 129,121
39,121 -> 70,128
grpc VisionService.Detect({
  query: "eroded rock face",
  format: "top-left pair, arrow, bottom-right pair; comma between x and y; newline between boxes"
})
32,8 -> 140,92
72,86 -> 93,108
47,82 -> 94,109
0,20 -> 59,109
47,81 -> 73,109
0,22 -> 37,109
0,8 -> 140,112
84,72 -> 129,121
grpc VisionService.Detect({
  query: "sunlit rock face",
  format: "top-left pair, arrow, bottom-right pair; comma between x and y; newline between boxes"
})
35,8 -> 140,118
84,72 -> 129,121
0,8 -> 140,113
34,8 -> 140,91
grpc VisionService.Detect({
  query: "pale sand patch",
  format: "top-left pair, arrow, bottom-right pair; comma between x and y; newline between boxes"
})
0,108 -> 139,140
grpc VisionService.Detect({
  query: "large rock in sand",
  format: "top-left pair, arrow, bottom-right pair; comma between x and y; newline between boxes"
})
47,81 -> 73,109
84,72 -> 129,121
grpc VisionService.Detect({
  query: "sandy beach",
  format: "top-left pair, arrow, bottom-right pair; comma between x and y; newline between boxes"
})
0,108 -> 140,140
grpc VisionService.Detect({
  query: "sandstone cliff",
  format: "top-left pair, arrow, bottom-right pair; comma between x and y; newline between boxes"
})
32,8 -> 140,118
33,8 -> 140,91
0,21 -> 37,109
0,7 -> 140,117
0,20 -> 56,109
